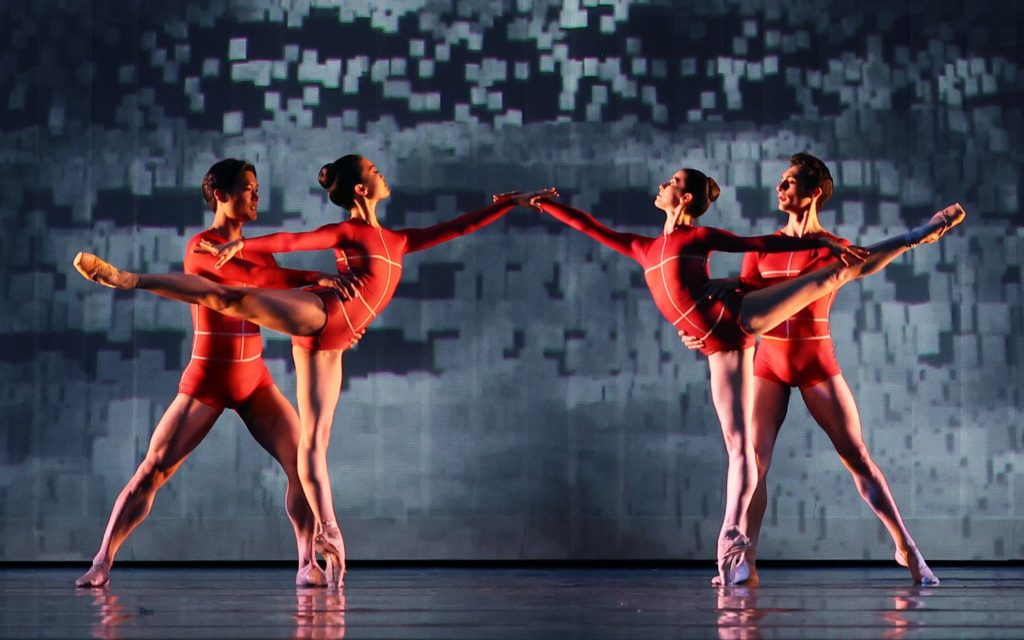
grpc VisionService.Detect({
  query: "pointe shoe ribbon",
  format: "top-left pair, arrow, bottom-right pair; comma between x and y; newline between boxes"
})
717,528 -> 753,586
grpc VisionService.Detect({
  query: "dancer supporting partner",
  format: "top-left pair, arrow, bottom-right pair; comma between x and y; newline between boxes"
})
507,171 -> 963,584
681,153 -> 941,585
75,159 -> 352,588
73,154 -> 551,587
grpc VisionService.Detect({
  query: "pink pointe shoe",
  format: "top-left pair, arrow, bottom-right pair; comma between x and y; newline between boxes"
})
717,527 -> 753,586
73,252 -> 139,289
314,521 -> 346,589
296,560 -> 327,587
905,203 -> 967,247
895,547 -> 940,586
75,561 -> 111,588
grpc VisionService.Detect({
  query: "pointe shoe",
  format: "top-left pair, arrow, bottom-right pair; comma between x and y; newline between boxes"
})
296,561 -> 327,587
717,527 -> 753,586
712,548 -> 758,586
908,203 -> 967,247
75,561 -> 111,588
314,522 -> 346,589
895,547 -> 940,586
73,252 -> 139,289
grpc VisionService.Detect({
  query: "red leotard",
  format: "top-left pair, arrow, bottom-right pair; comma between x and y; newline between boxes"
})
741,230 -> 848,388
538,200 -> 827,355
178,229 -> 322,411
237,201 -> 514,351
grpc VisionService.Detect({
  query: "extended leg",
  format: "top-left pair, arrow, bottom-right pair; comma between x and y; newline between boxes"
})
75,395 -> 221,587
292,345 -> 346,588
73,253 -> 326,338
238,385 -> 324,587
737,204 -> 966,336
707,347 -> 756,585
801,375 -> 939,585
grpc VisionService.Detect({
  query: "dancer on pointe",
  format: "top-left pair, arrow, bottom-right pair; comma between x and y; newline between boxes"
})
508,171 -> 963,584
75,159 -> 348,588
74,154 -> 549,587
680,153 -> 942,585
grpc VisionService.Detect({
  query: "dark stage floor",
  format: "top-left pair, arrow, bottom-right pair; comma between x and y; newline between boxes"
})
2,566 -> 1022,639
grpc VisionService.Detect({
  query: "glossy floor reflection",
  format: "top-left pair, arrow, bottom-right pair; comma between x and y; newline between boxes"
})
1,567 -> 1021,638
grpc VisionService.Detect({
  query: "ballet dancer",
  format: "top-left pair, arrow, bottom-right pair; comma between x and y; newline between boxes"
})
73,154 -> 549,587
75,159 -> 350,588
508,170 -> 963,584
681,153 -> 941,585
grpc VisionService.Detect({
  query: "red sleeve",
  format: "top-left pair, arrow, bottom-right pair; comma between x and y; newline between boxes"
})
398,201 -> 515,253
186,247 -> 322,288
698,226 -> 822,254
738,251 -> 765,290
242,223 -> 347,254
537,199 -> 648,260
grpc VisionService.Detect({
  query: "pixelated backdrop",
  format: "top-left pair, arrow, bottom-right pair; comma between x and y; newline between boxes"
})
1,0 -> 1021,561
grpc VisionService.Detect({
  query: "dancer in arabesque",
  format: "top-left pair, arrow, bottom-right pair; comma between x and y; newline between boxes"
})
681,153 -> 942,585
74,153 -> 553,587
507,170 -> 963,584
76,159 -> 352,588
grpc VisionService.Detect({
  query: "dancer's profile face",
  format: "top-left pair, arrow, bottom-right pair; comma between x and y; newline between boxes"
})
655,170 -> 690,212
359,158 -> 391,201
776,166 -> 813,214
225,170 -> 259,221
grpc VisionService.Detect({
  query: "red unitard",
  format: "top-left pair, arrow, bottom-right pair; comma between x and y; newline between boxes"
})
741,230 -> 849,388
235,201 -> 515,351
537,200 -> 829,356
179,229 -> 323,411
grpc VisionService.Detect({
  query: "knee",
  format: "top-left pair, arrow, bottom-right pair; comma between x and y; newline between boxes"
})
128,459 -> 170,493
754,452 -> 773,479
839,446 -> 876,476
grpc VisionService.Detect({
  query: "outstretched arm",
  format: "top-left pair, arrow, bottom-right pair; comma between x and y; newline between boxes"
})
698,227 -> 866,265
400,201 -> 515,253
535,198 -> 648,259
186,249 -> 323,288
198,223 -> 348,267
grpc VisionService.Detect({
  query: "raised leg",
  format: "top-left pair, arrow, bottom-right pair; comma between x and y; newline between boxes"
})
75,395 -> 221,587
737,204 -> 966,336
707,347 -> 756,585
292,345 -> 347,588
801,375 -> 938,585
238,385 -> 324,587
73,253 -> 327,338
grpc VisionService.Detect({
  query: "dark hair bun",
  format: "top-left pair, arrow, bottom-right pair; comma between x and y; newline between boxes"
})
318,163 -> 337,190
707,177 -> 721,203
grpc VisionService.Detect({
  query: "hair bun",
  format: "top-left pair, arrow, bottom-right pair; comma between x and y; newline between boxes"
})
318,163 -> 337,190
707,177 -> 721,203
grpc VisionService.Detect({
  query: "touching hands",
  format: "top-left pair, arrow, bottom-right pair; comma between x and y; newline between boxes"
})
493,187 -> 559,209
317,271 -> 362,301
821,237 -> 869,266
196,238 -> 244,268
678,330 -> 704,351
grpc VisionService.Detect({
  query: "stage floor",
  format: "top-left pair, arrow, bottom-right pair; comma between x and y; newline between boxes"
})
2,566 -> 1021,638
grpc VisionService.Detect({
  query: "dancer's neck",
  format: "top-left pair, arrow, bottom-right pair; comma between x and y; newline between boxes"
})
208,214 -> 245,240
349,199 -> 382,229
780,202 -> 827,237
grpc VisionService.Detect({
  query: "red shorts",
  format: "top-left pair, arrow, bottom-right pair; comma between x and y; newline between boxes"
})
178,358 -> 275,412
753,337 -> 841,389
291,287 -> 359,352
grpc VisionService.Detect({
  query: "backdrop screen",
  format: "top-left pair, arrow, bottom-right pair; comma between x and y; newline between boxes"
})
1,0 -> 1021,561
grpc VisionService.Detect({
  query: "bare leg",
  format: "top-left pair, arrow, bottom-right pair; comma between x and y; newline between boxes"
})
737,204 -> 966,335
73,253 -> 327,338
707,347 -> 756,585
237,385 -> 324,587
75,395 -> 221,587
292,345 -> 347,588
801,375 -> 939,585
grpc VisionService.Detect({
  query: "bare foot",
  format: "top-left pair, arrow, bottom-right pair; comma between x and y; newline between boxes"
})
75,562 -> 111,588
296,561 -> 327,587
896,547 -> 940,586
73,252 -> 140,289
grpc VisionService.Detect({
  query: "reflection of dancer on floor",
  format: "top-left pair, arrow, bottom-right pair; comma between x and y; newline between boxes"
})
75,159 -> 339,588
682,154 -> 941,585
510,170 -> 963,584
75,154 -> 542,587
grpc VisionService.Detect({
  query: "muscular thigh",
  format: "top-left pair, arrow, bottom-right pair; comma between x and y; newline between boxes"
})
145,394 -> 222,469
750,377 -> 791,461
237,384 -> 302,465
799,374 -> 867,454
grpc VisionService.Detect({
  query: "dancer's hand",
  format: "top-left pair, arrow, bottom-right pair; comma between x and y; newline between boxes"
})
196,238 -> 244,268
704,277 -> 742,300
493,187 -> 559,209
318,271 -> 361,301
678,330 -> 704,351
820,237 -> 869,266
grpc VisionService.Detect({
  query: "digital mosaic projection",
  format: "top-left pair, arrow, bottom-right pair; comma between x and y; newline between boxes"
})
2,0 -> 1021,566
